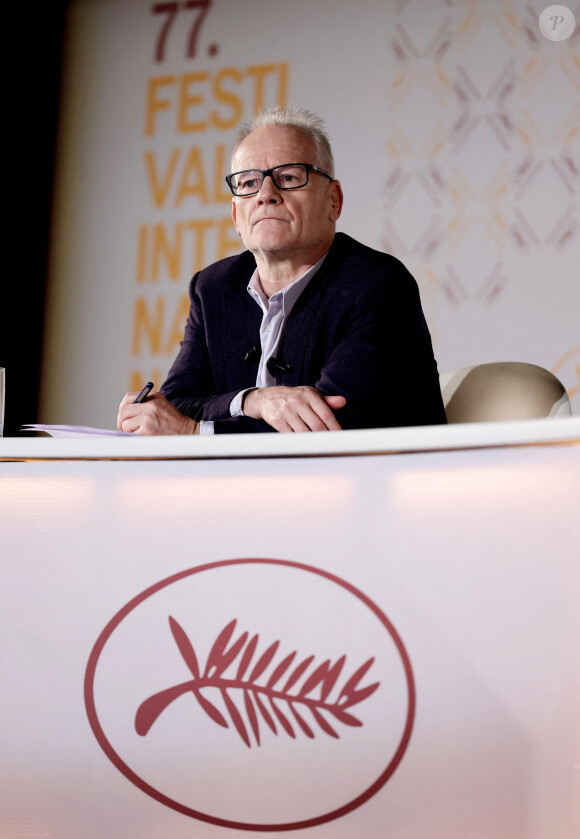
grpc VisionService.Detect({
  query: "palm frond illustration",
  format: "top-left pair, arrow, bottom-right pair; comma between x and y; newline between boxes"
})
135,617 -> 380,748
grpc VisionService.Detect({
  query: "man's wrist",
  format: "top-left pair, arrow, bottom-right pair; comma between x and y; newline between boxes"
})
241,387 -> 259,418
180,415 -> 199,435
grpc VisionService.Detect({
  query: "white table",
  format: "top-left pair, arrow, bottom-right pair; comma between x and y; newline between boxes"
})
1,419 -> 579,838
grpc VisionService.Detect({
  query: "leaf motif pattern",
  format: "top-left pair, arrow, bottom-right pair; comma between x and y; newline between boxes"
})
135,617 -> 380,748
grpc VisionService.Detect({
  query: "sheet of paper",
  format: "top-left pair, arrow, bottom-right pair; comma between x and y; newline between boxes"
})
21,424 -> 131,438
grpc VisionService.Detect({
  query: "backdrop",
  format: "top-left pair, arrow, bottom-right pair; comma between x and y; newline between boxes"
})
40,0 -> 580,427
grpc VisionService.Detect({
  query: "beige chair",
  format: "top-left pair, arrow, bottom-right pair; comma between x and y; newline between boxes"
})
440,362 -> 572,423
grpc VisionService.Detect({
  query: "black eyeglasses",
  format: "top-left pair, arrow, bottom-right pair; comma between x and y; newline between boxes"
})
225,163 -> 333,196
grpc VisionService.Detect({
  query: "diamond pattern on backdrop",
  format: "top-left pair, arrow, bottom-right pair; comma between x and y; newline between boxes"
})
383,0 -> 579,307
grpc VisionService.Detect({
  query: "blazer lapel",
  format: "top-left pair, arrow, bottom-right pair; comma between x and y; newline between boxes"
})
276,235 -> 345,385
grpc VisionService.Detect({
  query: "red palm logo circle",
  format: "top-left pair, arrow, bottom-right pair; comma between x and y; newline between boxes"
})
85,558 -> 415,831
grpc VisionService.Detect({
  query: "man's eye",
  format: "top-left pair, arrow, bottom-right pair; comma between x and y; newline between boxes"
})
275,166 -> 305,187
240,176 -> 259,190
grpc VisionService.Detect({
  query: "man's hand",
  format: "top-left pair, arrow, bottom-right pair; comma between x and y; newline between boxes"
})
117,391 -> 199,435
242,386 -> 346,432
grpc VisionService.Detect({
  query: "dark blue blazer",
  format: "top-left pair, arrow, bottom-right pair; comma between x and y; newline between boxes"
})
161,233 -> 446,433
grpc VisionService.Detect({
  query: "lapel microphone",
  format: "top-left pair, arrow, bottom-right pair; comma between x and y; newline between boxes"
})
267,357 -> 294,375
244,347 -> 293,375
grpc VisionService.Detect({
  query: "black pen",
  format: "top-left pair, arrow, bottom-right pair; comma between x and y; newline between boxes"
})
134,381 -> 154,403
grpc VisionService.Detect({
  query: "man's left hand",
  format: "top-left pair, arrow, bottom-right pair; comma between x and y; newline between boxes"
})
242,386 -> 346,432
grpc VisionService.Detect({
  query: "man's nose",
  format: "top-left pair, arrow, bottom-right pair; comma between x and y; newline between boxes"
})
256,173 -> 282,203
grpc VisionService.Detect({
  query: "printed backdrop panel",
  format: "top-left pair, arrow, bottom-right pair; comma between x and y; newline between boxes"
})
41,0 -> 579,428
1,445 -> 579,837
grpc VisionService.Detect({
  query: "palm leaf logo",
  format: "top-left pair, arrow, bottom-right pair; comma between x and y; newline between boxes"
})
135,618 -> 380,748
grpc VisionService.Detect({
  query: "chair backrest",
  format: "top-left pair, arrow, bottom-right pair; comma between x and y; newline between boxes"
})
440,362 -> 572,423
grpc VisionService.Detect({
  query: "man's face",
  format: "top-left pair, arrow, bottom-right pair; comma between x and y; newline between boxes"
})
231,125 -> 342,262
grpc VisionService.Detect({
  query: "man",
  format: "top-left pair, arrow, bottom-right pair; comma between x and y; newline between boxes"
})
118,107 -> 446,434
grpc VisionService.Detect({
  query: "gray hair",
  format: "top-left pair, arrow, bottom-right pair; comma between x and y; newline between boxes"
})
231,106 -> 335,176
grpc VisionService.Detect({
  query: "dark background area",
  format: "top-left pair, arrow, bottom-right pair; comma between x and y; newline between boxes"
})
3,3 -> 68,436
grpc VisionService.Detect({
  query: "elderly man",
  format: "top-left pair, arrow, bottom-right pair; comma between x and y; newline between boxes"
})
118,107 -> 446,434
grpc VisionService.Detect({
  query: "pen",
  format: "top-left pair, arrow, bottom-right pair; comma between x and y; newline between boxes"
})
134,381 -> 154,403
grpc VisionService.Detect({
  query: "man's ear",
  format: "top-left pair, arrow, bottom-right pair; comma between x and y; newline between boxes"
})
231,199 -> 240,234
329,180 -> 343,222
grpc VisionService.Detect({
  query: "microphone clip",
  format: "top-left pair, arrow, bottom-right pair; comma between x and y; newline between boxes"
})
244,346 -> 262,364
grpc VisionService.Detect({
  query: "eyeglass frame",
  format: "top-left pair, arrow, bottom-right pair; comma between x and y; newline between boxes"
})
225,163 -> 334,197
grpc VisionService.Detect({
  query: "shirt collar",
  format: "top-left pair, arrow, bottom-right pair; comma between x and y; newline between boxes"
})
247,252 -> 328,313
